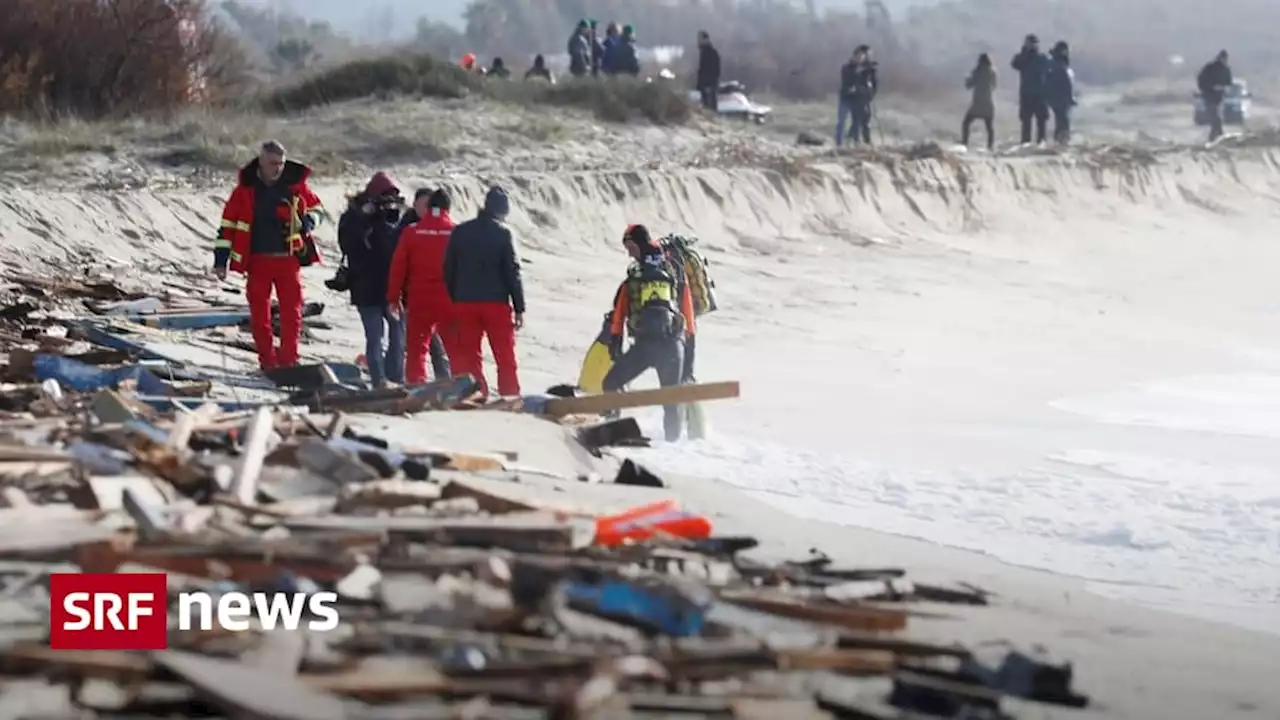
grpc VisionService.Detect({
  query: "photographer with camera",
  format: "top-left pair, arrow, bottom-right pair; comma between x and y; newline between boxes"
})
337,172 -> 406,387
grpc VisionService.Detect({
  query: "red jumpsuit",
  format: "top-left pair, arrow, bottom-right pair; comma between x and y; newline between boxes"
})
213,159 -> 323,370
387,211 -> 458,383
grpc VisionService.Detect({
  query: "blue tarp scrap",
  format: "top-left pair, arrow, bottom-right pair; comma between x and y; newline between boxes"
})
33,354 -> 169,395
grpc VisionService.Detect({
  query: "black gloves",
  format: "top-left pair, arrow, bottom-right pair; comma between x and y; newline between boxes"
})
608,334 -> 623,361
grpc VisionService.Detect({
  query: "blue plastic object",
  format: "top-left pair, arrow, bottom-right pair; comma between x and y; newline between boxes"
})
562,579 -> 706,637
33,354 -> 168,394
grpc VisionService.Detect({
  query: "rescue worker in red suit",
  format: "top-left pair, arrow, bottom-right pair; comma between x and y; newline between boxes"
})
212,140 -> 324,370
443,186 -> 526,397
387,189 -> 459,384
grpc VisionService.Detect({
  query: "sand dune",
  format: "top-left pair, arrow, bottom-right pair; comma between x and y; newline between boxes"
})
3,141 -> 1279,715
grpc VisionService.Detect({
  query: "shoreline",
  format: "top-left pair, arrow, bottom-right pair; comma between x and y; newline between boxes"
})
645,466 -> 1280,720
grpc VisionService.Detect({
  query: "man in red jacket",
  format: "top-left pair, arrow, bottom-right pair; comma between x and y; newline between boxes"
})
388,189 -> 458,384
212,140 -> 324,370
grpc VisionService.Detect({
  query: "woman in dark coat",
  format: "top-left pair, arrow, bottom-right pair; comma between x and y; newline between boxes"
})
338,172 -> 405,387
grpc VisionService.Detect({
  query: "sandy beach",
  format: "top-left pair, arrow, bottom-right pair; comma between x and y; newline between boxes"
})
2,88 -> 1279,717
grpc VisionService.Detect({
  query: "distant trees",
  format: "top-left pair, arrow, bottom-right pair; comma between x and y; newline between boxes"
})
0,0 -> 244,118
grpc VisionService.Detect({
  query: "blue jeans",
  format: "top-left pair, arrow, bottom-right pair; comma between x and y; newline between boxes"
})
836,97 -> 871,146
357,304 -> 404,386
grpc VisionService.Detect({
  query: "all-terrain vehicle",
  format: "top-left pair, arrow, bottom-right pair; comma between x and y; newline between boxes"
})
1194,79 -> 1251,126
685,80 -> 772,124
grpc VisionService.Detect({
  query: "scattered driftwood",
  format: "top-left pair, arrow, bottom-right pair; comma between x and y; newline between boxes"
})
0,271 -> 1088,718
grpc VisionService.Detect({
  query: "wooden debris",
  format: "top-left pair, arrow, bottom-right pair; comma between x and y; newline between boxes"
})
0,275 -> 1089,719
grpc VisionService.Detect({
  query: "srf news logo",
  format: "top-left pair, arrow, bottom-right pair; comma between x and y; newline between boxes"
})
49,573 -> 339,650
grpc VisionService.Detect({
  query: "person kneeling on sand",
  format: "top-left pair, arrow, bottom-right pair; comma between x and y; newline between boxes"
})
602,224 -> 697,442
388,189 -> 460,384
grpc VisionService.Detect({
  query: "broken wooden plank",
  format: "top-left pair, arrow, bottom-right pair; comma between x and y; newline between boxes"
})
154,649 -> 347,720
543,381 -> 740,418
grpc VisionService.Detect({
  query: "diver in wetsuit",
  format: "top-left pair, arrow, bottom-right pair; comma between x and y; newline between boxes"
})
603,224 -> 697,441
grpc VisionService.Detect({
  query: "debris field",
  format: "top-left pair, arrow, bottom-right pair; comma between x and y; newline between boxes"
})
0,272 -> 1090,719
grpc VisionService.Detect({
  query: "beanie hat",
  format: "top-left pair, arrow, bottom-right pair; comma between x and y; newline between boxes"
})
427,188 -> 450,216
483,186 -> 509,218
363,171 -> 397,197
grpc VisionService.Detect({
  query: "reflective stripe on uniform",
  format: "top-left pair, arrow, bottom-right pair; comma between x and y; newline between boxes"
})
286,233 -> 304,253
213,238 -> 232,249
229,251 -> 243,263
636,280 -> 673,305
220,218 -> 250,231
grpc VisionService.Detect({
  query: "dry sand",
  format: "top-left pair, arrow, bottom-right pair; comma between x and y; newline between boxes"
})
2,92 -> 1279,717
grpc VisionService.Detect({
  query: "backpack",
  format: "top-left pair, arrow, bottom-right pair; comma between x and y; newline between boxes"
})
660,233 -> 718,316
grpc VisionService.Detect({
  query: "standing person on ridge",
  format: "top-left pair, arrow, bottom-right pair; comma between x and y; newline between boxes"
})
338,172 -> 405,388
696,30 -> 721,112
602,224 -> 696,442
444,186 -> 525,398
212,140 -> 324,371
836,45 -> 878,147
388,188 -> 458,385
614,25 -> 641,76
1011,33 -> 1050,145
567,20 -> 591,77
1197,50 -> 1233,143
601,22 -> 621,75
962,53 -> 997,150
1045,41 -> 1076,145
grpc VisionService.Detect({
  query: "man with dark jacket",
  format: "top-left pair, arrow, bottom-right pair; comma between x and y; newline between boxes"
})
444,186 -> 526,398
338,172 -> 405,388
601,22 -> 621,75
1045,41 -> 1076,144
567,20 -> 591,77
612,25 -> 640,76
696,31 -> 721,112
1197,50 -> 1233,142
837,45 -> 877,146
212,140 -> 324,371
1011,34 -> 1050,144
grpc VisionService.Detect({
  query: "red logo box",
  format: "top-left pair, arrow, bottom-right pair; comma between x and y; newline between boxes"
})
49,573 -> 168,650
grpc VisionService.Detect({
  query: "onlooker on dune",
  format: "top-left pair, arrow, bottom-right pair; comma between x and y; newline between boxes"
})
488,57 -> 510,78
589,20 -> 605,76
836,45 -> 878,146
1011,34 -> 1050,144
614,25 -> 641,76
1046,41 -> 1076,144
338,172 -> 405,388
601,22 -> 621,75
525,54 -> 554,82
568,20 -> 591,77
962,53 -> 997,150
1197,50 -> 1233,142
696,31 -> 722,111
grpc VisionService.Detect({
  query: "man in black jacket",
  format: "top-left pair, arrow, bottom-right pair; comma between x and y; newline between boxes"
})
444,186 -> 526,398
1011,34 -> 1050,144
1197,50 -> 1233,142
696,31 -> 721,112
338,172 -> 405,388
837,45 -> 877,146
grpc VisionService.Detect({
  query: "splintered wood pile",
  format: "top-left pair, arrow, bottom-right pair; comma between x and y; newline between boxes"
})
0,272 -> 1090,718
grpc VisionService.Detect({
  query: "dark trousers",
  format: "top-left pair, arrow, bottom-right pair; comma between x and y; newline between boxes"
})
1018,98 -> 1049,144
1051,104 -> 1072,144
603,335 -> 685,442
962,113 -> 994,150
428,333 -> 450,379
699,86 -> 718,112
1206,100 -> 1224,141
836,97 -> 872,146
